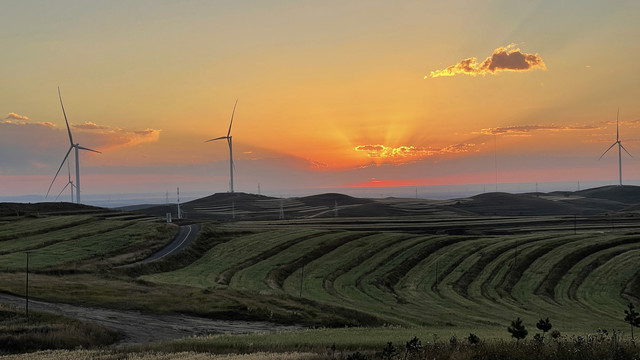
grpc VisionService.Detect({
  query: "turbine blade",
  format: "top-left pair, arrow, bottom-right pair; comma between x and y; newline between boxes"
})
621,143 -> 633,157
205,136 -> 227,142
599,142 -> 617,160
46,147 -> 73,198
55,182 -> 70,201
227,99 -> 238,137
77,145 -> 101,154
58,87 -> 74,145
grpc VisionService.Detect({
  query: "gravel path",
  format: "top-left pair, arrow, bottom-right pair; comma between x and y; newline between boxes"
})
0,292 -> 302,346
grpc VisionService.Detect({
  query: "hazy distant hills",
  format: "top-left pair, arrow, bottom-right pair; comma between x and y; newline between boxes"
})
116,185 -> 640,220
0,201 -> 102,217
5,185 -> 640,219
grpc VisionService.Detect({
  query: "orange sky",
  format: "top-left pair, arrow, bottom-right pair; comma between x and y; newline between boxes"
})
1,1 -> 640,201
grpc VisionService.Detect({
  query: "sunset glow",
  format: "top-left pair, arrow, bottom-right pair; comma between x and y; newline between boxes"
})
1,1 -> 640,202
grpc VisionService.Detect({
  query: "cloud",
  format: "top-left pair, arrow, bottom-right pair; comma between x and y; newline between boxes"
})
6,112 -> 30,121
72,122 -> 109,130
309,159 -> 328,169
427,44 -> 546,78
78,127 -> 162,151
37,122 -> 56,128
478,124 -> 600,136
355,143 -> 475,163
2,116 -> 57,128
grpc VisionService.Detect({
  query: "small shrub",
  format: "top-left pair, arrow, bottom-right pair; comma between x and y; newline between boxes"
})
449,335 -> 458,348
328,343 -> 336,359
551,330 -> 561,339
624,302 -> 640,341
405,336 -> 422,352
508,317 -> 528,342
468,333 -> 480,345
381,341 -> 397,360
536,317 -> 552,340
347,351 -> 370,360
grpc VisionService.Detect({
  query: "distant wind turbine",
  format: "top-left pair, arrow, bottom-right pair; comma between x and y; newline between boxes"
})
206,100 -> 237,193
46,87 -> 101,203
54,159 -> 75,203
599,109 -> 632,186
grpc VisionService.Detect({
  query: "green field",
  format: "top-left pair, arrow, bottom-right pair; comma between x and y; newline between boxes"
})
0,214 -> 177,271
141,227 -> 639,333
0,204 -> 639,358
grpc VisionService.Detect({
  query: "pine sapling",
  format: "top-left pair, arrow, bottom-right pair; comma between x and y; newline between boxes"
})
508,317 -> 528,343
624,303 -> 640,341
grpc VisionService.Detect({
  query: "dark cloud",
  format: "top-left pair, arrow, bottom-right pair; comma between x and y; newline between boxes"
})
427,44 -> 546,78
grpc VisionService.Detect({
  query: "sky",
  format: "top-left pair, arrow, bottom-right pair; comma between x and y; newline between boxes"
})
2,0 -> 640,203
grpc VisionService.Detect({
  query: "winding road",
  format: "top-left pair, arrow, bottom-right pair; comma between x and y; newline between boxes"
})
0,224 -> 302,346
139,223 -> 201,264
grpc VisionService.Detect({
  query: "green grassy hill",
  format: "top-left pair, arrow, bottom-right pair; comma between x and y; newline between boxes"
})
0,196 -> 638,339
140,226 -> 639,333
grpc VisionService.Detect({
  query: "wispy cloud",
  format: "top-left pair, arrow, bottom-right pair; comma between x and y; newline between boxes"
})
3,113 -> 56,128
355,143 -> 475,163
0,118 -> 161,156
427,44 -> 546,78
72,122 -> 109,130
78,127 -> 162,151
478,124 -> 600,136
6,112 -> 30,121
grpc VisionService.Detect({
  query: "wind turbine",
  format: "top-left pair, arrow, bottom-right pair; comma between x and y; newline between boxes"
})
599,109 -> 632,186
46,87 -> 101,203
206,100 -> 237,193
54,159 -> 75,203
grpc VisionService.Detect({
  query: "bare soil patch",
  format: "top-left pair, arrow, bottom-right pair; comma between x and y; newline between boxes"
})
0,292 -> 302,347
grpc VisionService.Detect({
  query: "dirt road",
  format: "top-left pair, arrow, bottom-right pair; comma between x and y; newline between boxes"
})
0,292 -> 302,346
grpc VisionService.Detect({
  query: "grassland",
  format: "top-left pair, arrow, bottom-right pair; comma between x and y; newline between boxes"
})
140,226 -> 639,333
0,199 -> 639,358
0,213 -> 178,271
0,303 -> 119,355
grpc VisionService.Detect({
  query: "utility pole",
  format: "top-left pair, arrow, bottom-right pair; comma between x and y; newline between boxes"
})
279,199 -> 284,220
299,264 -> 304,297
25,252 -> 29,319
177,187 -> 182,220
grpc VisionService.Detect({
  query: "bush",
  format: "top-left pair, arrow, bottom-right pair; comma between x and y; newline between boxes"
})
508,317 -> 528,342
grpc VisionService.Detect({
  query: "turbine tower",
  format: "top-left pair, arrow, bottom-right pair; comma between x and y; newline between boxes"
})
46,88 -> 101,203
599,109 -> 632,186
206,100 -> 237,193
54,159 -> 75,203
